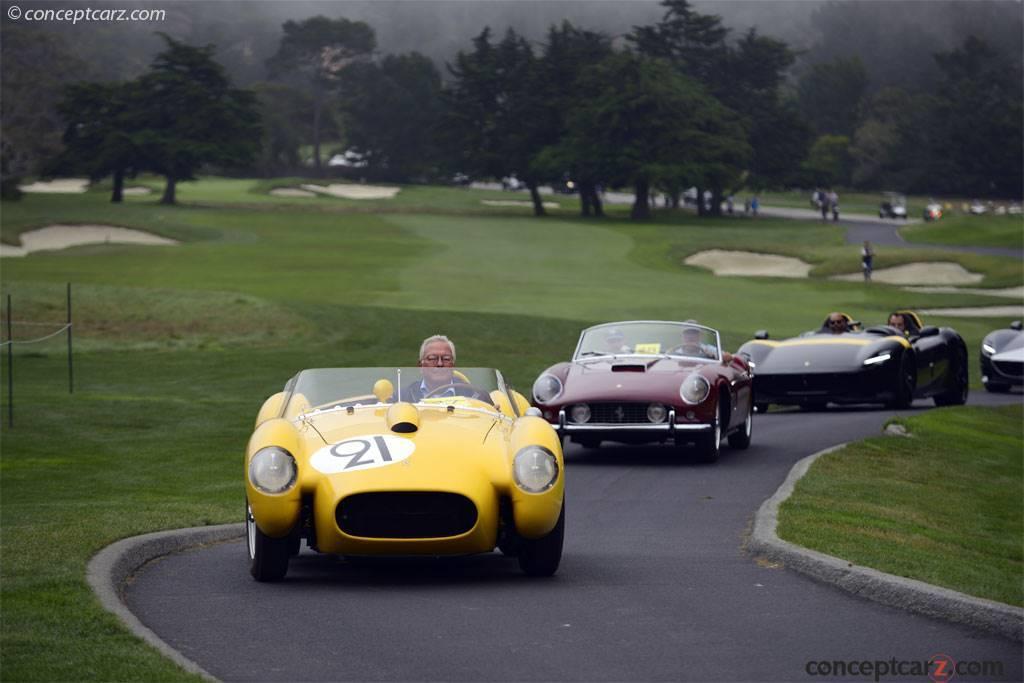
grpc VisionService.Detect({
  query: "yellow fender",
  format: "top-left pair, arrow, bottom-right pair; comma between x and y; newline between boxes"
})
507,416 -> 565,539
245,418 -> 303,538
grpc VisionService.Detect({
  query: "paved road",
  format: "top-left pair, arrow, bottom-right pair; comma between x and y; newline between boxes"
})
126,393 -> 1022,682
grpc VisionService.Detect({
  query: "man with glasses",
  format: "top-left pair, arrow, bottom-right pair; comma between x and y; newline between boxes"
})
401,335 -> 491,403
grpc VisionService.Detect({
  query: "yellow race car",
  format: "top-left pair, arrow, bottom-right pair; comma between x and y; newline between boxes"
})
245,367 -> 565,581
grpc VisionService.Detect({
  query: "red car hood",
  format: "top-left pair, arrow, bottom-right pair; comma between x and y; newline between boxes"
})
559,357 -> 707,404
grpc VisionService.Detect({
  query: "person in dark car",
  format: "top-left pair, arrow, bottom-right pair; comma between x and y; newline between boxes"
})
823,312 -> 850,335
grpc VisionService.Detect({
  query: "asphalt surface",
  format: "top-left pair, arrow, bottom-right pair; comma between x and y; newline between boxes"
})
126,392 -> 1022,682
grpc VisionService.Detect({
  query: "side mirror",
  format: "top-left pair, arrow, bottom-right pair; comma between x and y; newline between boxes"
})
918,326 -> 940,337
754,330 -> 769,340
1011,320 -> 1022,331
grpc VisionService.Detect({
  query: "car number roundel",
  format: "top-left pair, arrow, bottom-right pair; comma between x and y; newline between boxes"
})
310,435 -> 415,474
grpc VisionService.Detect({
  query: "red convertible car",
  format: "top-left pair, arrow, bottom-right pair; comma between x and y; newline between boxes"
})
531,321 -> 754,462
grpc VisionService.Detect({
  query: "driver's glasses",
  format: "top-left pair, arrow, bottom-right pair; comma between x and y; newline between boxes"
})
828,318 -> 845,327
422,354 -> 454,366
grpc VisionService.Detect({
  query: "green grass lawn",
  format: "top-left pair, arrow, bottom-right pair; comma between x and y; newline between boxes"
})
1,177 -> 1022,680
900,213 -> 1024,250
777,405 -> 1023,606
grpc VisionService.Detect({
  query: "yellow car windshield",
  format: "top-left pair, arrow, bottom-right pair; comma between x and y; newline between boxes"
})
283,367 -> 509,414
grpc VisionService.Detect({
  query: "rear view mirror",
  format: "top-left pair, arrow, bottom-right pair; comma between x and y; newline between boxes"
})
754,330 -> 769,340
1011,320 -> 1023,331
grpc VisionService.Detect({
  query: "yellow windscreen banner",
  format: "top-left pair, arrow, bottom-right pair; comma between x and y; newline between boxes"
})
634,343 -> 661,354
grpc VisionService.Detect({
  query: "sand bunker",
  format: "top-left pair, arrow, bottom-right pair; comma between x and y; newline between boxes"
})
122,186 -> 152,196
481,200 -> 560,209
903,285 -> 1024,300
684,250 -> 812,278
919,305 -> 1024,318
0,225 -> 178,258
270,188 -> 318,198
18,178 -> 89,193
299,183 -> 400,199
833,262 -> 984,285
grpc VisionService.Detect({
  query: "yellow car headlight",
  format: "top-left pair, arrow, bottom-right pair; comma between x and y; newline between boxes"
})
513,446 -> 559,493
249,446 -> 297,494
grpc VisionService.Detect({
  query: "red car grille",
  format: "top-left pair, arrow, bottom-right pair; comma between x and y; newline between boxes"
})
588,402 -> 652,424
336,492 -> 477,539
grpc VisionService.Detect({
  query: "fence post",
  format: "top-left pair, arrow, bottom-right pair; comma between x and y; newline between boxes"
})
6,294 -> 12,427
67,283 -> 73,394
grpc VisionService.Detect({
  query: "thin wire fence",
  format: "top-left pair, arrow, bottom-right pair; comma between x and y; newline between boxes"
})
1,284 -> 74,428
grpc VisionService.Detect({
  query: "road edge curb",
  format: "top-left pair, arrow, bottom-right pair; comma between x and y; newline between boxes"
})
749,444 -> 1023,642
86,523 -> 245,681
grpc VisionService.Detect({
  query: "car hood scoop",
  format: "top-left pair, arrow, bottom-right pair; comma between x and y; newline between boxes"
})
611,363 -> 647,372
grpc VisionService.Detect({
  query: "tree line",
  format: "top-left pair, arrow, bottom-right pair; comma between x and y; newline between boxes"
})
7,0 -> 1022,215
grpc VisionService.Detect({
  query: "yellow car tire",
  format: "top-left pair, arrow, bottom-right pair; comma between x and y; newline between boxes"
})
518,501 -> 565,577
247,502 -> 291,582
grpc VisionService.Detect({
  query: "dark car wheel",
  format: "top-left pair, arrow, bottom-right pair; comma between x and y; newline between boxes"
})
696,415 -> 723,463
728,402 -> 753,449
934,349 -> 969,406
518,501 -> 565,577
888,352 -> 916,409
247,502 -> 291,582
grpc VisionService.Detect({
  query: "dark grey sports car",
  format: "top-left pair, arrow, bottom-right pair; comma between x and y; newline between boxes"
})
980,321 -> 1023,392
738,312 -> 969,410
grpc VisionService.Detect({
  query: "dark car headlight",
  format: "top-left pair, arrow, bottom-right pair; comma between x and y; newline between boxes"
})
532,374 -> 563,404
513,446 -> 559,493
249,446 -> 297,494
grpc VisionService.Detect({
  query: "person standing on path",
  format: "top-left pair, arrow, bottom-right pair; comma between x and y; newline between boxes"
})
861,240 -> 874,281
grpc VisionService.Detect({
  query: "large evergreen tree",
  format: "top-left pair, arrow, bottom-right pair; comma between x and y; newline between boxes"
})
443,28 -> 550,215
53,81 -> 145,202
339,52 -> 443,181
554,52 -> 748,220
135,34 -> 261,204
266,16 -> 376,174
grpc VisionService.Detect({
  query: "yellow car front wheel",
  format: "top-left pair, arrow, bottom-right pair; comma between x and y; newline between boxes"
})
518,501 -> 565,577
247,501 -> 291,582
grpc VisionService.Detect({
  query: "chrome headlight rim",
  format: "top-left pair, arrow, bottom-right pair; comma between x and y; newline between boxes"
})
248,446 -> 298,494
513,445 -> 560,494
680,374 -> 711,405
532,373 -> 564,404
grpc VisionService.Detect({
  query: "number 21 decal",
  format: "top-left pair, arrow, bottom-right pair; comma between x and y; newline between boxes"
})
310,435 -> 415,474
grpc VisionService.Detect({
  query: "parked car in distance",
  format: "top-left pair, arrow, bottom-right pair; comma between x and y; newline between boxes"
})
879,192 -> 908,219
923,201 -> 943,221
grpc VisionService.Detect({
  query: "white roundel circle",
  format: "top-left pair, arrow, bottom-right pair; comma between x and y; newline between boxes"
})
310,435 -> 415,474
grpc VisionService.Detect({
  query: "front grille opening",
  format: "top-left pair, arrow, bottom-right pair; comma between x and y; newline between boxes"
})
336,492 -> 478,539
590,402 -> 650,423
